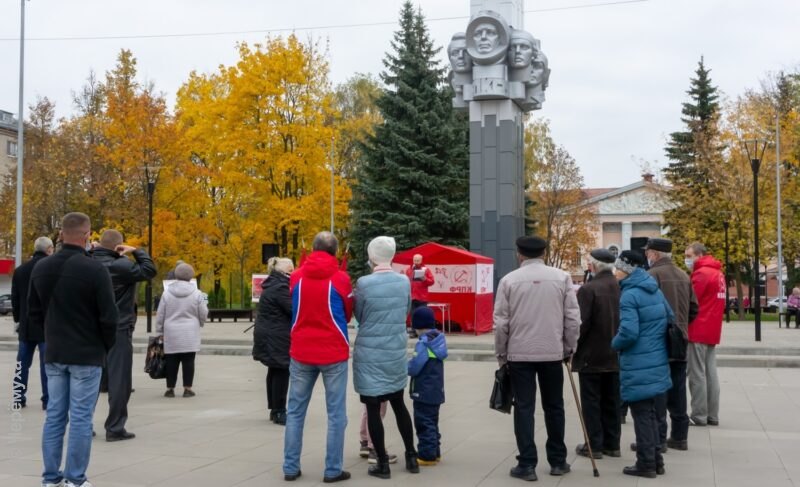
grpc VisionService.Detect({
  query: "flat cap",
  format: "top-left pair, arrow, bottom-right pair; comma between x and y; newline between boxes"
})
618,250 -> 646,268
590,248 -> 616,264
516,236 -> 547,257
644,237 -> 673,253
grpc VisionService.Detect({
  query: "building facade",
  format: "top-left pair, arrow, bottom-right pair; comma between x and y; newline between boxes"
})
0,110 -> 17,177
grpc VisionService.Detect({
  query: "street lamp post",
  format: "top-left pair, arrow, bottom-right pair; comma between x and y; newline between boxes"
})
743,139 -> 769,342
143,164 -> 160,333
15,0 -> 26,268
723,219 -> 730,323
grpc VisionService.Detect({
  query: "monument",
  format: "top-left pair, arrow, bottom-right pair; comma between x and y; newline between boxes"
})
449,0 -> 550,283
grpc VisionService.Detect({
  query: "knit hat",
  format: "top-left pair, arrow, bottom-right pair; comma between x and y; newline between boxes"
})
412,306 -> 436,330
367,236 -> 396,266
174,263 -> 195,281
615,250 -> 645,275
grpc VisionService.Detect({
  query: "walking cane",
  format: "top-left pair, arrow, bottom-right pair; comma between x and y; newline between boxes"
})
564,360 -> 600,477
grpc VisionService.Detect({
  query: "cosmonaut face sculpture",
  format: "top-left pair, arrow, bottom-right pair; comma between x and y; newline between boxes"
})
448,33 -> 472,74
508,29 -> 536,69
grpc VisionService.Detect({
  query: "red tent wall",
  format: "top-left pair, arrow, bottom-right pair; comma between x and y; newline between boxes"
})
394,243 -> 494,334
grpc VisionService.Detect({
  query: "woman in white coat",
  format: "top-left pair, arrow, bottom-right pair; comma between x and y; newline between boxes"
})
156,263 -> 208,397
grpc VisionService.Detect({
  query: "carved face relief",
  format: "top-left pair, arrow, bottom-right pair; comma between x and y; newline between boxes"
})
473,23 -> 500,53
508,37 -> 534,68
449,43 -> 472,73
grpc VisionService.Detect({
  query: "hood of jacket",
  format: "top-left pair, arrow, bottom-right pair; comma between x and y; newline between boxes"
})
300,251 -> 339,280
620,267 -> 658,294
262,270 -> 289,290
168,280 -> 196,298
694,255 -> 722,271
421,330 -> 448,360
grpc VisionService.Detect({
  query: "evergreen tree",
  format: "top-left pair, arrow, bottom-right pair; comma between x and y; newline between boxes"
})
349,1 -> 468,277
662,57 -> 724,248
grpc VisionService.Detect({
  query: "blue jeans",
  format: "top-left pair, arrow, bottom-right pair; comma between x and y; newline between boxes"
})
42,363 -> 102,486
14,340 -> 48,407
283,359 -> 348,478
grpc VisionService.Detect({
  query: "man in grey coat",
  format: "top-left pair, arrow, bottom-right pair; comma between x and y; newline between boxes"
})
644,238 -> 698,452
495,236 -> 581,482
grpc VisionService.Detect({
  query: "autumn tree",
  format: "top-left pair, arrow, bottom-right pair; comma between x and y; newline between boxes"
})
349,1 -> 468,277
524,119 -> 595,270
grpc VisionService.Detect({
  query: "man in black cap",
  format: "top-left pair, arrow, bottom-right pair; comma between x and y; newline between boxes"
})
495,236 -> 580,482
571,248 -> 622,459
641,237 -> 698,452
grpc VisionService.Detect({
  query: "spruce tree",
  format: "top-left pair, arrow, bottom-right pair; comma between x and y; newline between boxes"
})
662,57 -> 723,247
349,1 -> 468,276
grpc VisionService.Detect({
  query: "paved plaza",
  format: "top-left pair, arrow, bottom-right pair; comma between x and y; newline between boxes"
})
1,317 -> 800,486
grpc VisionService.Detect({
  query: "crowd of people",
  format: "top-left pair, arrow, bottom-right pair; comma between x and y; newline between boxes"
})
9,211 -> 728,485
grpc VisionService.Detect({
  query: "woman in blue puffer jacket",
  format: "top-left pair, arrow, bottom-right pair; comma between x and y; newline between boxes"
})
611,250 -> 672,480
353,236 -> 419,479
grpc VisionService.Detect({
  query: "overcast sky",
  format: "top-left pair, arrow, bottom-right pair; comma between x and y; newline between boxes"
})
0,0 -> 798,188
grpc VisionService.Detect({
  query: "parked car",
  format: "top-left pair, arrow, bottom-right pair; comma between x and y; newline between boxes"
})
767,297 -> 789,313
0,294 -> 11,315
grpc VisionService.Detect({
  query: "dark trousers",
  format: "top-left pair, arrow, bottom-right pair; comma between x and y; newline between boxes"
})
365,393 -> 416,462
266,366 -> 289,412
166,352 -> 196,389
578,372 -> 621,451
655,361 -> 689,443
413,401 -> 441,461
789,308 -> 800,327
508,361 -> 567,469
105,328 -> 133,434
14,340 -> 48,407
630,398 -> 663,471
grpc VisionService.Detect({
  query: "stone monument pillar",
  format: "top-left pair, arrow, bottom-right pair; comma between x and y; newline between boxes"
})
449,0 -> 550,284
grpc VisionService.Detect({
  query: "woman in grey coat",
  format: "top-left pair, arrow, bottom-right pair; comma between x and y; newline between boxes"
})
353,236 -> 418,479
156,263 -> 208,398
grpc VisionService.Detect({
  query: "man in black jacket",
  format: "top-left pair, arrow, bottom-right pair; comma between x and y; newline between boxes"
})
644,238 -> 699,451
10,236 -> 54,409
30,212 -> 118,487
572,248 -> 622,459
92,229 -> 157,442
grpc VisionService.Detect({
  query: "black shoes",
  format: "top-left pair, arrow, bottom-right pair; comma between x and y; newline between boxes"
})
284,470 -> 301,481
405,452 -> 420,473
630,442 -> 668,454
106,430 -> 136,442
657,465 -> 666,475
666,438 -> 688,450
509,465 -> 538,481
164,389 -> 175,398
707,418 -> 719,426
575,443 -> 603,459
623,465 -> 657,478
274,410 -> 286,425
602,448 -> 621,457
323,471 -> 351,483
549,463 -> 571,476
368,461 -> 391,480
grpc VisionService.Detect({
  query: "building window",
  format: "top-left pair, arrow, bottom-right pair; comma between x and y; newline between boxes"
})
608,245 -> 619,259
6,141 -> 16,157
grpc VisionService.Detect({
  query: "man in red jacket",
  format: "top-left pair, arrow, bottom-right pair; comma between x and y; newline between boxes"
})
283,231 -> 353,483
405,254 -> 435,311
684,242 -> 725,427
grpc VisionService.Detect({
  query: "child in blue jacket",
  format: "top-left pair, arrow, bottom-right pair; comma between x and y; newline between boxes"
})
408,306 -> 448,465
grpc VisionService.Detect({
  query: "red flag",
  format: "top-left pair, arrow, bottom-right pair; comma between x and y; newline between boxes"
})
298,248 -> 307,268
339,253 -> 348,271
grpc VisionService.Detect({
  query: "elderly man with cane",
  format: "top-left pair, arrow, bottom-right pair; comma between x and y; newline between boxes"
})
494,236 -> 580,482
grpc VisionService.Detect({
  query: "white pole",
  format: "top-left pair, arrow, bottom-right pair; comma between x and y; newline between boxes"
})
330,136 -> 335,234
15,0 -> 26,268
776,112 -> 784,313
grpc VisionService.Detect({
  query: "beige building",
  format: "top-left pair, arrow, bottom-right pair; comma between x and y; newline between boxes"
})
0,110 -> 18,177
573,174 -> 673,279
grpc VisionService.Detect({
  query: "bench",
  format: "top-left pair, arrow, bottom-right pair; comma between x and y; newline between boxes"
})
779,310 -> 798,329
208,308 -> 254,323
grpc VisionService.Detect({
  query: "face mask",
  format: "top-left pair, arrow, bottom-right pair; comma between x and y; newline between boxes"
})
647,260 -> 653,268
684,258 -> 694,271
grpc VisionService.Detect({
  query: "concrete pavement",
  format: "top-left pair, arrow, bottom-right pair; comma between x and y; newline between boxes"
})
2,348 -> 800,486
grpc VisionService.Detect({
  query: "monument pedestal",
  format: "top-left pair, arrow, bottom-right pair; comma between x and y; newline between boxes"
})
469,100 -> 525,285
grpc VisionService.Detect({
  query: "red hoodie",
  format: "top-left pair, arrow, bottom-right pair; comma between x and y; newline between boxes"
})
688,255 -> 726,345
289,251 -> 353,365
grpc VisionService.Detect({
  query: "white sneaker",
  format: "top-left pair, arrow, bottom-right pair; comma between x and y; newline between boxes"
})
42,482 -> 63,487
64,481 -> 93,487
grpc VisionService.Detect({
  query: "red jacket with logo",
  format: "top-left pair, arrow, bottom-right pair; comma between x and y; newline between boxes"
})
405,265 -> 435,302
688,255 -> 726,345
290,251 -> 353,365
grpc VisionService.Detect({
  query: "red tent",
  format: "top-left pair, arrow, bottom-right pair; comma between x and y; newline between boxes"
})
393,243 -> 494,334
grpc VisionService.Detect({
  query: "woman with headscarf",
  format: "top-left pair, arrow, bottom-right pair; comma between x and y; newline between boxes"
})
352,236 -> 419,479
156,263 -> 208,398
252,257 -> 295,424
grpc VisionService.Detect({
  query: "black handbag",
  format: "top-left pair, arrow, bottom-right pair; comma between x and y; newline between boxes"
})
490,364 -> 513,414
144,336 -> 167,380
665,321 -> 687,361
